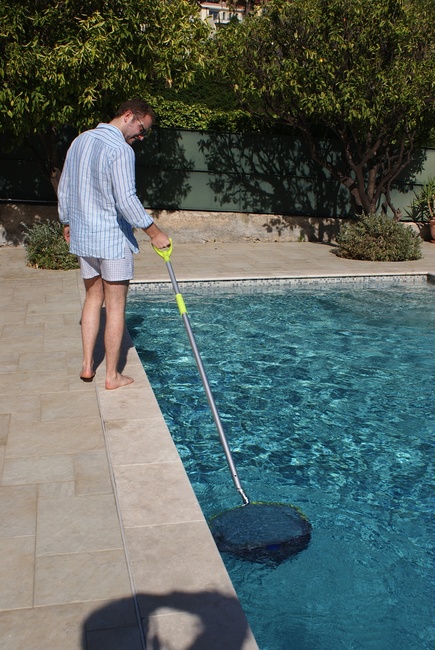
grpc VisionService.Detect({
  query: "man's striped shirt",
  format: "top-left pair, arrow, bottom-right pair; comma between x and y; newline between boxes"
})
58,123 -> 153,259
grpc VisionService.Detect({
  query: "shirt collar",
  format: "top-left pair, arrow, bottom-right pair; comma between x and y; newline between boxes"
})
96,123 -> 124,140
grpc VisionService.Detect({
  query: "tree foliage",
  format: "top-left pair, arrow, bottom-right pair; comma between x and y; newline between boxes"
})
215,0 -> 435,217
0,0 -> 210,190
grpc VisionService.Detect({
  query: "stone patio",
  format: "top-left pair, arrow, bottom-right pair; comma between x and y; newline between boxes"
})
1,240 -> 435,649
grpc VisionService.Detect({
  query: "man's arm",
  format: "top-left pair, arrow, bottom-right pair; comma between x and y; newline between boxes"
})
143,222 -> 170,249
57,154 -> 71,226
111,147 -> 155,229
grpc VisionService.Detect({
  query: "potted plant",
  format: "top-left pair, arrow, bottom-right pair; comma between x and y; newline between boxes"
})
406,176 -> 435,242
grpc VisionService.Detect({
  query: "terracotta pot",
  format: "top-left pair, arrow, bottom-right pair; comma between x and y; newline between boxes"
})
430,219 -> 435,242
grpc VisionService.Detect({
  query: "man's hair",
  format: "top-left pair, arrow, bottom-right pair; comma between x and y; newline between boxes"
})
114,98 -> 155,122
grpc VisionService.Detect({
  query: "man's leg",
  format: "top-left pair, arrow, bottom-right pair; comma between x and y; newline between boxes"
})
102,279 -> 134,390
80,276 -> 104,380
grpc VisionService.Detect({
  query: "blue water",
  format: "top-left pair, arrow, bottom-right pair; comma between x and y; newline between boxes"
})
126,281 -> 435,650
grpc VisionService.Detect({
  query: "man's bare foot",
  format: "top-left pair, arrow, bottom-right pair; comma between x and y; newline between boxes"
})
105,373 -> 134,390
80,364 -> 95,382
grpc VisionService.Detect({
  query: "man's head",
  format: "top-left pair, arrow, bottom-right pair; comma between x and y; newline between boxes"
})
112,98 -> 155,145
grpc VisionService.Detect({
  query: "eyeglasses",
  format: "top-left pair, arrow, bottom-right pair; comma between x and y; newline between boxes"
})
134,115 -> 151,136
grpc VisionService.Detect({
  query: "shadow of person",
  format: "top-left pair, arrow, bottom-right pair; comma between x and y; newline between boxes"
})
82,589 -> 254,650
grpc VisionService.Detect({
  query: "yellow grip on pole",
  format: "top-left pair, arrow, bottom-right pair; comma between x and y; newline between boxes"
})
152,238 -> 173,262
176,293 -> 187,315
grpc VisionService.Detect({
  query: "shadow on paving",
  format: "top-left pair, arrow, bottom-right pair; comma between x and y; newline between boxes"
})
82,590 -> 251,650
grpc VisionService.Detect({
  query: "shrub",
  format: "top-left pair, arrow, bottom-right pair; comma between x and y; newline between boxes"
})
335,213 -> 422,261
23,220 -> 79,270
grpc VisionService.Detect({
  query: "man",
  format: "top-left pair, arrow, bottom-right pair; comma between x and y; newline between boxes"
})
58,98 -> 170,389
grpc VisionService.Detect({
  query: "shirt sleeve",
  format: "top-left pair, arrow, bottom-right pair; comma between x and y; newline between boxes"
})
57,154 -> 71,225
110,145 -> 154,229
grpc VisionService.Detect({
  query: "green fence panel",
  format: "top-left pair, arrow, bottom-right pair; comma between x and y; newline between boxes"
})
1,129 -> 434,217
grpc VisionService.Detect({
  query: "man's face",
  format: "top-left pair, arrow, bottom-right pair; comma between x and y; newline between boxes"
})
124,112 -> 153,146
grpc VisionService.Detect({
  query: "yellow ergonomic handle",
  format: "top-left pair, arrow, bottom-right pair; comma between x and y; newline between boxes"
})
152,238 -> 173,263
152,238 -> 187,316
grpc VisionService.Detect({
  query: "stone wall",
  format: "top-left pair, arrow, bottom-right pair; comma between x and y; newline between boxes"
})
0,203 -> 428,247
0,203 -> 344,246
0,203 -> 58,246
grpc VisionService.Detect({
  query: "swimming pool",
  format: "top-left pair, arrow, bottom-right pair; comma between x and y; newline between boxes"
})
126,279 -> 434,650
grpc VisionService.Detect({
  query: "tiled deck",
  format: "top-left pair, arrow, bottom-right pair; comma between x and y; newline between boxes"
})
1,240 -> 435,649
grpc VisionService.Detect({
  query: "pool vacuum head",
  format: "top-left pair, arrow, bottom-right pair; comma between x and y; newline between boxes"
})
209,502 -> 312,565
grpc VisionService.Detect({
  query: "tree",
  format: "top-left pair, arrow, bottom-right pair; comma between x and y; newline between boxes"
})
0,0 -> 210,192
215,0 -> 435,217
225,0 -> 263,15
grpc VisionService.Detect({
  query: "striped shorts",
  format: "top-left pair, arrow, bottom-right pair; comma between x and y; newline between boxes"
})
79,244 -> 134,282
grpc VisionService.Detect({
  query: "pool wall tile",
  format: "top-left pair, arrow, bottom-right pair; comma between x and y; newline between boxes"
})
131,272 -> 431,295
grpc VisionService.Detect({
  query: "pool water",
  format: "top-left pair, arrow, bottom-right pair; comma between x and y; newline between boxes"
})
126,281 -> 435,650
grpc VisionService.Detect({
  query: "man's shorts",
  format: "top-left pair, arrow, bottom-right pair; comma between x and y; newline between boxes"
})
79,244 -> 134,282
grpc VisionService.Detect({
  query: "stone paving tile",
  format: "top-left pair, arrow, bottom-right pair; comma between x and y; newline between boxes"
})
0,395 -> 41,422
144,606 -> 258,650
63,312 -> 81,327
0,600 -> 138,650
38,481 -> 76,499
1,323 -> 44,340
36,494 -> 123,556
0,485 -> 37,538
125,521 -> 239,599
114,462 -> 204,528
125,523 -> 259,649
2,454 -> 75,486
40,391 -> 100,421
0,308 -> 27,326
0,370 -> 70,396
0,353 -> 19,374
85,627 -> 143,650
104,418 -> 180,466
28,312 -> 65,325
5,418 -> 104,458
0,536 -> 35,610
34,549 -> 131,606
97,386 -> 163,422
0,337 -> 45,355
44,336 -> 83,355
44,320 -> 83,341
81,596 -> 138,634
27,300 -> 80,317
18,350 -> 68,372
0,289 -> 14,304
74,450 -> 113,496
0,414 -> 10,445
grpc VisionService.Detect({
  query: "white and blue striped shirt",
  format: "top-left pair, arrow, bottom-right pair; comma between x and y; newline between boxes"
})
58,123 -> 153,259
